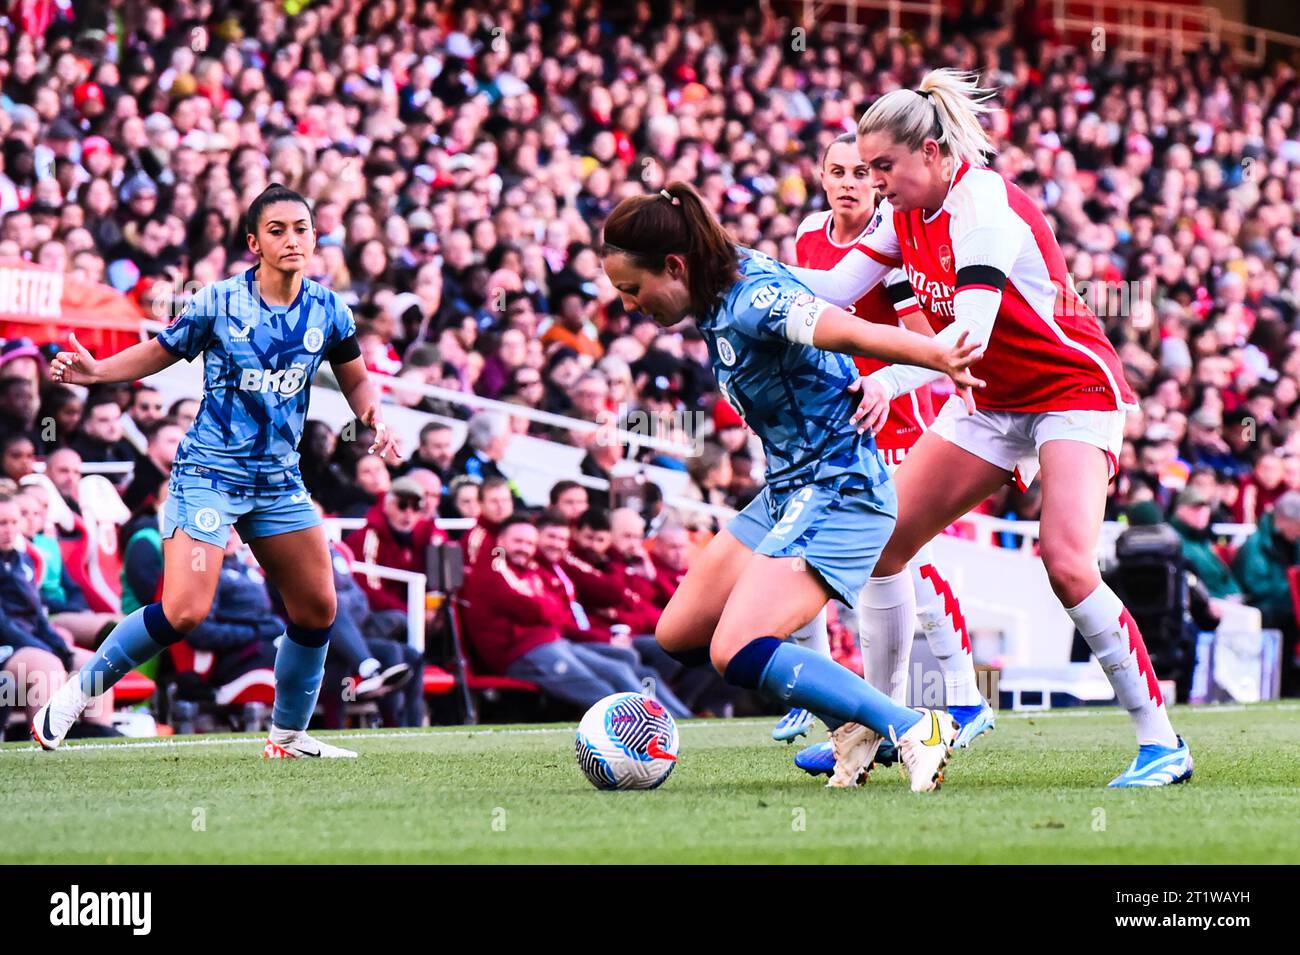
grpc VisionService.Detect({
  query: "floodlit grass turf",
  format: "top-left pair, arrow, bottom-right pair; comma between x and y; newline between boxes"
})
2,702 -> 1296,864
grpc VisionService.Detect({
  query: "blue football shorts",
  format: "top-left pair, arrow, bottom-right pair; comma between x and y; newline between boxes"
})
726,475 -> 897,608
162,464 -> 322,548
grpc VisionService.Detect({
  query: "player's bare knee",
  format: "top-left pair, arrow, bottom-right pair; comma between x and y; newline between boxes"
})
291,594 -> 336,630
161,600 -> 210,633
1041,545 -> 1098,606
654,609 -> 692,654
708,639 -> 734,676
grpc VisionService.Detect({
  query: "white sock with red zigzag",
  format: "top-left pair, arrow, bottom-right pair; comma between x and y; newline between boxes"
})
1066,584 -> 1178,747
912,560 -> 985,707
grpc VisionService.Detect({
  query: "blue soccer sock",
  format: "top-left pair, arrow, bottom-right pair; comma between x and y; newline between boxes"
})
725,637 -> 921,740
77,603 -> 182,696
272,622 -> 332,732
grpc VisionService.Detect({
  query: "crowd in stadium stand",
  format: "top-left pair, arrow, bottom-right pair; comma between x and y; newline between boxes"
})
2,0 -> 1300,735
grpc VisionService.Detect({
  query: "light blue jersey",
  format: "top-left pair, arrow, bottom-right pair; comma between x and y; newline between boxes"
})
698,248 -> 888,493
157,268 -> 356,490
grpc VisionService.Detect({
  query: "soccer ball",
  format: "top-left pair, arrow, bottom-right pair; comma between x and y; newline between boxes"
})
575,692 -> 679,790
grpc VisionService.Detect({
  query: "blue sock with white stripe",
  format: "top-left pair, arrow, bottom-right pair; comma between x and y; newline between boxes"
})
77,604 -> 181,696
271,623 -> 332,732
725,637 -> 921,740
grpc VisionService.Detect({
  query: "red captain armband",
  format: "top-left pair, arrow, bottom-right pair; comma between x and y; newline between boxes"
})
954,264 -> 1007,293
327,333 -> 361,364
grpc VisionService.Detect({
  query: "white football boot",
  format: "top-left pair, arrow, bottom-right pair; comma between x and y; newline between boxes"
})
825,722 -> 883,788
894,708 -> 959,793
262,726 -> 358,759
30,678 -> 90,751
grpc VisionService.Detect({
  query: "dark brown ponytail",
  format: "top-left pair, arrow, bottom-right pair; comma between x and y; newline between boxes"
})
600,181 -> 739,315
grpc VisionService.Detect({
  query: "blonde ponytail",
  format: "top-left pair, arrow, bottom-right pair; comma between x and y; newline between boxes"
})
858,68 -> 997,168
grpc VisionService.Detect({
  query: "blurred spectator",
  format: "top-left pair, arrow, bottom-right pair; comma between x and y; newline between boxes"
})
399,421 -> 457,487
338,452 -> 393,519
298,420 -> 355,516
608,507 -> 672,635
1236,453 -> 1290,524
442,474 -> 482,528
1233,492 -> 1300,676
69,393 -> 136,476
683,441 -> 735,509
0,375 -> 39,446
458,515 -> 645,709
461,474 -> 513,570
1,433 -> 35,484
1169,487 -> 1242,599
540,286 -> 602,360
0,492 -> 118,737
122,417 -> 183,512
344,475 -> 446,614
475,327 -> 528,400
404,467 -> 444,521
15,485 -> 118,649
649,521 -> 692,599
34,385 -> 83,454
43,447 -> 82,514
548,480 -> 590,523
169,398 -> 200,433
119,486 -> 165,619
578,429 -> 623,510
451,410 -> 511,483
122,385 -> 165,456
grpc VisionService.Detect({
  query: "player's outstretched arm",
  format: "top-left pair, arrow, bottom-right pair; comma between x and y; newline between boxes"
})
811,307 -> 985,391
49,332 -> 180,387
784,247 -> 892,308
332,355 -> 402,462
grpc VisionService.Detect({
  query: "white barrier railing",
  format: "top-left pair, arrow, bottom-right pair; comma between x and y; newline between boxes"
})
351,561 -> 427,653
325,516 -> 476,538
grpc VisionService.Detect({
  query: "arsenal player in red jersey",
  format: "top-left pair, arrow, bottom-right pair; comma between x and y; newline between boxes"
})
781,134 -> 993,769
787,70 -> 1190,788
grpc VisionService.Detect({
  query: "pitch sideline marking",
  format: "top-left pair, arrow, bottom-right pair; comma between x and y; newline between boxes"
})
1,703 -> 1294,756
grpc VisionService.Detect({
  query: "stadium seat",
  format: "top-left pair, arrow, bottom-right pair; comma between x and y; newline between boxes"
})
163,642 -> 276,734
77,475 -> 130,612
113,671 -> 156,706
465,674 -> 539,693
422,664 -> 456,695
57,515 -> 119,614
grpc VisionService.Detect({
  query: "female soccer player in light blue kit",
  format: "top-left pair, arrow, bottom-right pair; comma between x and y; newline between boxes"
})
36,184 -> 400,758
601,183 -> 984,790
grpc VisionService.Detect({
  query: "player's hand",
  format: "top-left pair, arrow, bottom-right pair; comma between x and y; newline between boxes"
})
363,409 -> 402,462
956,386 -> 977,415
846,375 -> 890,436
943,331 -> 986,392
48,332 -> 100,386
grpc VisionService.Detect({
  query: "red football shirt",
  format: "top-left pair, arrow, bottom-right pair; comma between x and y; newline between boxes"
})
796,209 -> 935,455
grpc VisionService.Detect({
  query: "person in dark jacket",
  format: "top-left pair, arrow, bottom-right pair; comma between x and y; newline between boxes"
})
121,417 -> 183,513
1232,491 -> 1300,694
1169,486 -> 1241,599
0,492 -> 118,735
450,410 -> 511,484
68,393 -> 137,484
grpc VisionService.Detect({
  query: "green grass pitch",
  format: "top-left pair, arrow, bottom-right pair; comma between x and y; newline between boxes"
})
2,702 -> 1296,864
